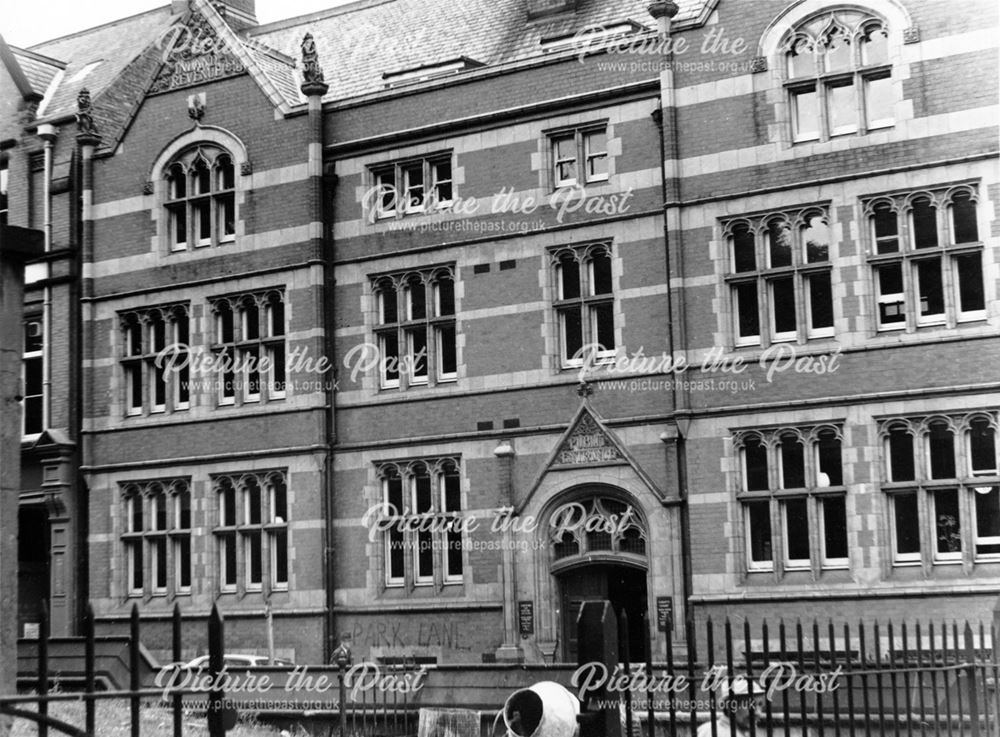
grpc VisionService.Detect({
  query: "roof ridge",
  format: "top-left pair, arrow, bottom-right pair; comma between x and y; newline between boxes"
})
9,45 -> 67,68
27,4 -> 173,51
249,0 -> 394,37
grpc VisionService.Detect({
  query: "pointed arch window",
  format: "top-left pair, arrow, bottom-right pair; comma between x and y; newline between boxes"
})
734,424 -> 847,573
552,243 -> 616,366
120,479 -> 192,597
864,184 -> 986,330
209,289 -> 286,407
881,413 -> 1000,565
376,458 -> 465,589
782,11 -> 893,142
164,146 -> 237,251
723,207 -> 835,347
119,305 -> 190,416
371,266 -> 458,389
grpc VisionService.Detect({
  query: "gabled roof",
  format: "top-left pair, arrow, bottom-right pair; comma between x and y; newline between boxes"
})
28,5 -> 175,120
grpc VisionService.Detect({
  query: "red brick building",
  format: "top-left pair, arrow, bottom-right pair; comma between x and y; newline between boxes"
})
3,0 -> 998,665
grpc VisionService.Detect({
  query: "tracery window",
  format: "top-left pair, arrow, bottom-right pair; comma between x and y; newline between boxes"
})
734,425 -> 848,573
880,413 -> 1000,566
165,146 -> 236,251
783,10 -> 893,142
376,458 -> 464,588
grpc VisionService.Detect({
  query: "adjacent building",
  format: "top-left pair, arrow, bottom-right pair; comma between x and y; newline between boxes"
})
2,0 -> 997,665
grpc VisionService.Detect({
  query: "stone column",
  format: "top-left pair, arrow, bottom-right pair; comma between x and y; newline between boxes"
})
494,440 -> 523,662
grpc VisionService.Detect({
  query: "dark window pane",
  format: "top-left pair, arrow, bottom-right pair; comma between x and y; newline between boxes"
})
878,264 -> 905,325
386,477 -> 403,515
154,538 -> 167,589
735,283 -> 760,339
222,484 -> 236,526
928,422 -> 955,479
911,198 -> 938,249
817,432 -> 843,486
24,321 -> 43,353
132,498 -> 144,533
873,203 -> 899,253
218,308 -> 234,343
747,501 -> 773,564
732,224 -> 756,272
223,537 -> 236,584
417,530 -> 434,578
888,428 -> 915,481
590,253 -> 613,295
561,307 -> 583,361
894,494 -> 921,555
559,257 -> 580,300
407,279 -> 426,320
975,487 -> 1000,556
447,530 -> 463,576
780,435 -> 805,488
131,544 -> 143,590
380,287 -> 398,325
437,325 -> 457,376
956,253 -> 985,313
409,327 -> 428,380
178,492 -> 191,529
24,356 -> 42,396
934,489 -> 961,555
745,436 -> 769,491
970,419 -> 997,475
273,529 -> 288,585
916,259 -> 944,318
270,344 -> 285,393
388,528 -> 405,580
272,480 -> 288,522
219,194 -> 235,237
951,191 -> 978,243
784,498 -> 810,562
808,273 -> 834,330
177,538 -> 191,588
414,472 -> 432,514
247,479 -> 262,524
436,278 -> 455,316
772,277 -> 797,334
197,201 -> 211,241
247,532 -> 262,584
823,496 -> 848,560
381,332 -> 399,383
154,494 -> 167,530
443,472 -> 461,512
592,304 -> 615,351
768,220 -> 793,267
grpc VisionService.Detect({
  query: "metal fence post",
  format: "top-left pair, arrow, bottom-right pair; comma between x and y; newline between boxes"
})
965,622 -> 980,737
129,604 -> 140,737
38,600 -> 49,737
334,642 -> 351,737
208,604 -> 225,737
172,604 -> 182,737
84,603 -> 95,737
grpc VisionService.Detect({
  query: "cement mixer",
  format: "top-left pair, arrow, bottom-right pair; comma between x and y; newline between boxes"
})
495,681 -> 581,737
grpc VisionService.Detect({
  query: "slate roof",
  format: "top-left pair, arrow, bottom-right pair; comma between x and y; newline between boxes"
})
18,0 -> 716,121
27,5 -> 175,119
250,0 -> 715,103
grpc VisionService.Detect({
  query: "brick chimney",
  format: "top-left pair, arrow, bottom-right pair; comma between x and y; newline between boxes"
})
527,0 -> 578,20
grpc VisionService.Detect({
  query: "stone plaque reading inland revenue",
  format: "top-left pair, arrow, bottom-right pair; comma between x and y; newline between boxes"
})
552,412 -> 625,467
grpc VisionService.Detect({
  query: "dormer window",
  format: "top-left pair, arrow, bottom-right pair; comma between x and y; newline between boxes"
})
782,11 -> 893,143
165,146 -> 237,251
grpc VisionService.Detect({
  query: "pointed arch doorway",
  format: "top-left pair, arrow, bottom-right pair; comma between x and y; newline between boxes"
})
548,494 -> 649,663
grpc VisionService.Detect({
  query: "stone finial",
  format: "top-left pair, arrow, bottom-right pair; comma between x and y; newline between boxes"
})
75,88 -> 101,143
188,93 -> 205,122
300,32 -> 329,96
576,380 -> 594,398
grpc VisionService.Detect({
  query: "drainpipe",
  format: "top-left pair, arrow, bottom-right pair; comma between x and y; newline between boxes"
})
37,124 -> 57,431
647,0 -> 695,658
300,44 -> 333,660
